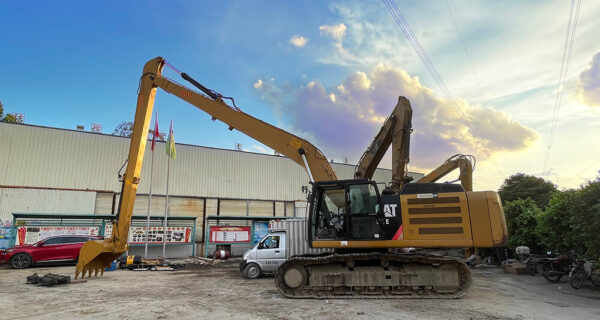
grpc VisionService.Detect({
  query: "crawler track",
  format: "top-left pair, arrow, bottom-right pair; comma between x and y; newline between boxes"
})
275,252 -> 471,299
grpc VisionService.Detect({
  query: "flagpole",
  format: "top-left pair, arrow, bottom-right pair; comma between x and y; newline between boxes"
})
163,120 -> 175,259
145,112 -> 159,258
144,144 -> 155,258
163,155 -> 170,258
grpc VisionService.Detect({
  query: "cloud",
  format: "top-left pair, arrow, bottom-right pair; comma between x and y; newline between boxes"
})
575,51 -> 600,107
289,35 -> 309,47
256,64 -> 538,169
319,23 -> 356,61
319,23 -> 347,42
253,79 -> 263,89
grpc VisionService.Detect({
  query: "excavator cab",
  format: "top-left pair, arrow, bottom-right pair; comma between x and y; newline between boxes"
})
308,179 -> 386,244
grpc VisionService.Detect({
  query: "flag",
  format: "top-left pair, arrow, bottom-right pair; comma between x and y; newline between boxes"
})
166,120 -> 176,159
151,113 -> 159,151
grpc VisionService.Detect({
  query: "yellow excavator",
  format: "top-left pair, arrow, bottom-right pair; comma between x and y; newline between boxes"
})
76,57 -> 507,299
417,154 -> 476,191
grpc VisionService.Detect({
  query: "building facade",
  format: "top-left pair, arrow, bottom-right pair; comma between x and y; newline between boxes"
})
0,122 -> 423,254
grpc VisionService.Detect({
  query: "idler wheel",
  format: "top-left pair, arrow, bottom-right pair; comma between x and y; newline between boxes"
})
283,265 -> 307,289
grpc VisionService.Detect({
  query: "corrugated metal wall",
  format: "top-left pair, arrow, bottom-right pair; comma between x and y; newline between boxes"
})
0,188 -> 96,223
1,123 -> 422,201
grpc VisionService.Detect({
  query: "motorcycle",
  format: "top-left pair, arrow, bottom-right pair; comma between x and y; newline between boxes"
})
538,254 -> 573,283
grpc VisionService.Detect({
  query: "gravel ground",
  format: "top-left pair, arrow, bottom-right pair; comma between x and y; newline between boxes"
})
1,259 -> 599,320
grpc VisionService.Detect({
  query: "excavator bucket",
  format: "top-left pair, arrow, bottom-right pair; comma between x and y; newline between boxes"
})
75,239 -> 124,279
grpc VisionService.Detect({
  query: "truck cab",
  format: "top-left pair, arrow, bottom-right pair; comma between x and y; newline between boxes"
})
240,231 -> 287,279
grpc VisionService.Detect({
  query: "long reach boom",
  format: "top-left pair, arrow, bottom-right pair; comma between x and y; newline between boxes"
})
75,57 -> 337,278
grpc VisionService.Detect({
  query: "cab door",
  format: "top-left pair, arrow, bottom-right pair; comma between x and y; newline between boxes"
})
255,234 -> 285,272
347,183 -> 385,240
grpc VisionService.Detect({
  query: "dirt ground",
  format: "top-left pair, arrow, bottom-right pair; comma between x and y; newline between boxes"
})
1,259 -> 599,320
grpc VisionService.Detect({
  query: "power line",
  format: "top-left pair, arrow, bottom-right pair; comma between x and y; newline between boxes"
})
382,0 -> 509,183
382,0 -> 456,103
543,0 -> 581,171
444,0 -> 487,103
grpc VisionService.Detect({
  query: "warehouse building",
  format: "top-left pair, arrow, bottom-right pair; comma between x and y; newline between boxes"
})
0,122 -> 423,255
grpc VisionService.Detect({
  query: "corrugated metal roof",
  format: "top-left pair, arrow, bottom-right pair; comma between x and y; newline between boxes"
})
0,122 -> 423,201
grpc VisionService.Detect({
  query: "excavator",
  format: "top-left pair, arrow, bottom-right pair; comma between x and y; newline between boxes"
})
417,154 -> 476,191
76,57 -> 507,299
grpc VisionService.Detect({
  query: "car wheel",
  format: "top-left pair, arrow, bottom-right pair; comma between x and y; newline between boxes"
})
244,263 -> 261,279
10,253 -> 32,269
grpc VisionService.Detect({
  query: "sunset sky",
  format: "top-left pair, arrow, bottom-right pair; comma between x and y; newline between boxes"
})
1,1 -> 599,190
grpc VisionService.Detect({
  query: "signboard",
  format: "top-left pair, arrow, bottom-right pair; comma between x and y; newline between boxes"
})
16,226 -> 100,245
209,226 -> 251,243
128,226 -> 192,244
0,227 -> 14,249
12,225 -> 191,246
252,222 -> 269,245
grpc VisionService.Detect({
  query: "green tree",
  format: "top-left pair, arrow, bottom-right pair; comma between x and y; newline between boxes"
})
113,121 -> 166,141
113,121 -> 133,137
532,174 -> 600,260
536,190 -> 583,256
3,113 -> 17,123
573,177 -> 600,260
149,129 -> 166,141
499,173 -> 557,209
503,198 -> 544,251
0,100 -> 18,123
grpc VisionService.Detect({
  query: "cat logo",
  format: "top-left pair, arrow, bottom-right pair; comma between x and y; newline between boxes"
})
384,204 -> 397,217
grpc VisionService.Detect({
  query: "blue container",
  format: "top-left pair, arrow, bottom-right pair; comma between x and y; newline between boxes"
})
105,260 -> 117,271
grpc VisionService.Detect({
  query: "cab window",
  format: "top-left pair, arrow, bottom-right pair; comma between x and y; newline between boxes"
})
314,188 -> 346,239
348,184 -> 379,214
259,235 -> 280,249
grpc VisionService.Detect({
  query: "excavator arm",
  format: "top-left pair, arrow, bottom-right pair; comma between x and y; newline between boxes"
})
416,154 -> 475,191
354,96 -> 413,192
75,57 -> 337,278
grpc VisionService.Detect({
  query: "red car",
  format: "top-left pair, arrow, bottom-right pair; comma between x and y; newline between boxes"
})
1,235 -> 103,269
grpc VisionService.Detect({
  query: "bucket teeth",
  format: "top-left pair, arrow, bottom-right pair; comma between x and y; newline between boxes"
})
74,240 -> 123,279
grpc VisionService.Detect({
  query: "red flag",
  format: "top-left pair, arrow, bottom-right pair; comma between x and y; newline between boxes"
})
151,113 -> 159,151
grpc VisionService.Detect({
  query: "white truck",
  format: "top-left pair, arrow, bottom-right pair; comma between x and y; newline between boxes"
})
240,218 -> 332,279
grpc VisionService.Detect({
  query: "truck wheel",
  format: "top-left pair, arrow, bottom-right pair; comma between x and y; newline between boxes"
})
10,253 -> 32,269
244,263 -> 261,279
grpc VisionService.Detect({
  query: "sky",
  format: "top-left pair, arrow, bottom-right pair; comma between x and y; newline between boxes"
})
1,0 -> 599,191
